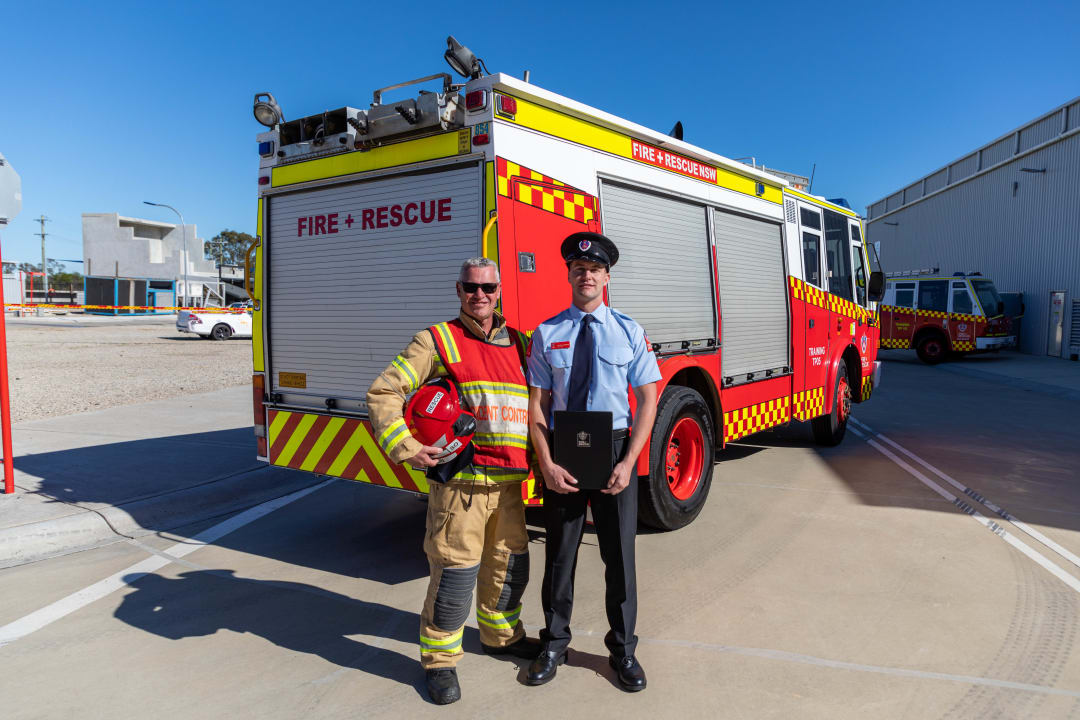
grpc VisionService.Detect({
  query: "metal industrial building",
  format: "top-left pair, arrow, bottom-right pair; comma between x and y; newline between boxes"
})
866,97 -> 1080,358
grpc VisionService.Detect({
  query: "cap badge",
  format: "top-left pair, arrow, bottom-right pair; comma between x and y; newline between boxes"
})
578,239 -> 591,251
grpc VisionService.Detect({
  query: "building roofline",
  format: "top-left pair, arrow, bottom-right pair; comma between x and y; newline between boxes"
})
866,95 -> 1080,215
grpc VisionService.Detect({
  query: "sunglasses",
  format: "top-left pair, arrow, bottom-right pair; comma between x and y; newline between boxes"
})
460,282 -> 499,294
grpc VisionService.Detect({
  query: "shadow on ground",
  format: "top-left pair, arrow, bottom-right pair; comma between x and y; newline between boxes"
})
114,569 -> 432,699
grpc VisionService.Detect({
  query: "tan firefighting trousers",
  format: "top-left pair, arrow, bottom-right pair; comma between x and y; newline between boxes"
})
419,479 -> 529,669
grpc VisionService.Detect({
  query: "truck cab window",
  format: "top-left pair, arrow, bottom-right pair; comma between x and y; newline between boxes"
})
802,233 -> 822,286
952,282 -> 973,315
852,243 -> 867,306
823,209 -> 853,301
894,282 -> 915,308
918,280 -> 948,313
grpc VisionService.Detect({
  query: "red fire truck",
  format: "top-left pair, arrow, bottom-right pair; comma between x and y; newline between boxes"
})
878,272 -> 1015,364
245,39 -> 885,530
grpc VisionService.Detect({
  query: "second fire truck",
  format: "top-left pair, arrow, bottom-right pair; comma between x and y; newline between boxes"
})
245,39 -> 886,531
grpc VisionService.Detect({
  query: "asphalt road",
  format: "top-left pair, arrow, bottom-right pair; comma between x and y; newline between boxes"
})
2,355 -> 1079,719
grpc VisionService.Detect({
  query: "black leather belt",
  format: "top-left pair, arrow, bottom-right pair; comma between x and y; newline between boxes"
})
613,428 -> 630,441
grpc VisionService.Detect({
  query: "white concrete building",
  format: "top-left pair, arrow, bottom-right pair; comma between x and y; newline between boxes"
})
866,97 -> 1080,358
82,213 -> 218,305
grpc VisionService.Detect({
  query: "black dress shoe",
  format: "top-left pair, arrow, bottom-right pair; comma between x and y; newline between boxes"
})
525,648 -> 568,686
425,668 -> 461,705
482,635 -> 541,659
609,655 -> 646,692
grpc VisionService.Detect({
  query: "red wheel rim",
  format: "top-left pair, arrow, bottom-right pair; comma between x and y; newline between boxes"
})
837,376 -> 851,422
666,417 -> 705,501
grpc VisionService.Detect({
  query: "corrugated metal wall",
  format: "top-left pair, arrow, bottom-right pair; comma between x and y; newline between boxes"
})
867,129 -> 1080,356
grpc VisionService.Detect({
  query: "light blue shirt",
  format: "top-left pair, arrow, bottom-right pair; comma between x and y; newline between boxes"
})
527,303 -> 662,429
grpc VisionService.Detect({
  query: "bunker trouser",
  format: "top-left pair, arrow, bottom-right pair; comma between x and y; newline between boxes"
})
419,479 -> 530,669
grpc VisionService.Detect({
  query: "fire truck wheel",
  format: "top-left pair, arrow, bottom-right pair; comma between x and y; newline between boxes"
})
915,334 -> 947,364
210,323 -> 233,341
640,386 -> 714,531
812,364 -> 850,447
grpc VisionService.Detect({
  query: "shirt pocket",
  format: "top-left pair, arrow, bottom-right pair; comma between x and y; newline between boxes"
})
597,345 -> 633,368
549,350 -> 573,387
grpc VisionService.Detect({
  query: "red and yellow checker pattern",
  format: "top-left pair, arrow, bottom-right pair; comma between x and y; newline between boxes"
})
953,341 -> 975,352
496,158 -> 597,224
788,277 -> 874,325
861,376 -> 873,401
792,386 -> 826,421
269,410 -> 430,492
724,396 -> 791,442
880,337 -> 911,349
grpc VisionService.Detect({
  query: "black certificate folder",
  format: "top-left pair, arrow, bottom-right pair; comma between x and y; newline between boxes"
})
553,411 -> 613,490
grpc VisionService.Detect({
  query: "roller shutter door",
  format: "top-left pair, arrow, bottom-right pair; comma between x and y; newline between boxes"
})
711,208 -> 789,378
267,163 -> 482,408
600,182 -> 715,344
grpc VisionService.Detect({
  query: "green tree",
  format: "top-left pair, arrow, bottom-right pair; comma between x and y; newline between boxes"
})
205,229 -> 256,267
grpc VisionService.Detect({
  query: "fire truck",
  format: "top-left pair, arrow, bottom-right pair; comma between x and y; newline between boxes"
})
245,39 -> 885,531
878,271 -> 1015,364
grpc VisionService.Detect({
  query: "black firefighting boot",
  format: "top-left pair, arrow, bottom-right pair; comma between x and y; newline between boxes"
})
425,667 -> 461,705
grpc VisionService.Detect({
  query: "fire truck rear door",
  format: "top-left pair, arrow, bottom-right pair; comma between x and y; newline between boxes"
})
264,162 -> 483,412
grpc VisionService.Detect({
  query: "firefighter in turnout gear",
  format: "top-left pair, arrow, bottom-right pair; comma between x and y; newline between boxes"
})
366,257 -> 539,705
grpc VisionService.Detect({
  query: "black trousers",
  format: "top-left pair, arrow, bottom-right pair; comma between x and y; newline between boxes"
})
540,437 -> 638,658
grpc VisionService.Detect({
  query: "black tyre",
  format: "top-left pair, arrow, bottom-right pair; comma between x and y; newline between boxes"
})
916,333 -> 947,364
639,386 -> 715,531
210,323 -> 232,341
812,363 -> 850,447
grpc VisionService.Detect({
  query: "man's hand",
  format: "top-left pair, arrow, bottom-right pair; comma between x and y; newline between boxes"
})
541,461 -> 579,494
406,445 -> 444,469
602,460 -> 632,495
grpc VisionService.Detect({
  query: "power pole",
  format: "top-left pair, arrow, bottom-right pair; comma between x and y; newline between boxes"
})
36,215 -> 49,296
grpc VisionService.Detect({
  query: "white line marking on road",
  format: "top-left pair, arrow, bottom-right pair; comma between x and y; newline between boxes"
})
0,480 -> 334,648
845,420 -> 1080,594
850,418 -> 1080,571
564,627 -> 1080,698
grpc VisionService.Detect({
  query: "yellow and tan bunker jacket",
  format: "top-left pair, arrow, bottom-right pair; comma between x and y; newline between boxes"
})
428,317 -> 530,482
366,311 -> 530,483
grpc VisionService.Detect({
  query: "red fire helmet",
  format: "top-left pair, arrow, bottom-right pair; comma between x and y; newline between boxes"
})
404,378 -> 476,464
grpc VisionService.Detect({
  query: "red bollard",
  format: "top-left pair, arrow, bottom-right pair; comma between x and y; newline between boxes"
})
0,238 -> 14,494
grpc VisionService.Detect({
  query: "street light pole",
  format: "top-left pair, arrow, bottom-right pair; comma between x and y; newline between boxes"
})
144,201 -> 187,307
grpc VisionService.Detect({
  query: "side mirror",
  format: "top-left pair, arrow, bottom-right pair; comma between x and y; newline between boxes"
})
868,271 -> 885,303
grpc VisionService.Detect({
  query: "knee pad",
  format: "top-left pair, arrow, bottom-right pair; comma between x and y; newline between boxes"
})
495,551 -> 530,611
433,564 -> 479,631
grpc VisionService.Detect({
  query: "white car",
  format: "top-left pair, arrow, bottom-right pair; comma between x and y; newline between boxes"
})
177,302 -> 253,340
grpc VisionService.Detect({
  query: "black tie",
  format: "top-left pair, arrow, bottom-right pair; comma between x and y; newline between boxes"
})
567,315 -> 595,412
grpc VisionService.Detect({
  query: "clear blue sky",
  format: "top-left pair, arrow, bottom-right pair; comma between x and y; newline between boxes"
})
2,0 -> 1077,270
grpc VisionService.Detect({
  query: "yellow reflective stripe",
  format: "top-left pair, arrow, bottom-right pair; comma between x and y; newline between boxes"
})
420,629 -> 464,653
455,468 -> 530,483
298,416 -> 346,472
327,424 -> 366,478
459,381 -> 528,397
432,322 -> 461,364
377,418 -> 410,454
391,355 -> 419,391
356,424 -> 402,488
276,413 -> 317,467
476,605 -> 522,630
474,432 -> 529,449
268,410 -> 292,443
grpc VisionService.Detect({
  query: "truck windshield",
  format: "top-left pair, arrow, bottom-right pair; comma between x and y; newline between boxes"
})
971,279 -> 1003,317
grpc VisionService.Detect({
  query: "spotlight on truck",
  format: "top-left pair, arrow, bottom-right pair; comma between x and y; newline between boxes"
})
444,36 -> 486,80
253,92 -> 284,128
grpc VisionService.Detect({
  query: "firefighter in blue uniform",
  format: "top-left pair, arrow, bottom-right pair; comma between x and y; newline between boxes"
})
525,231 -> 661,692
